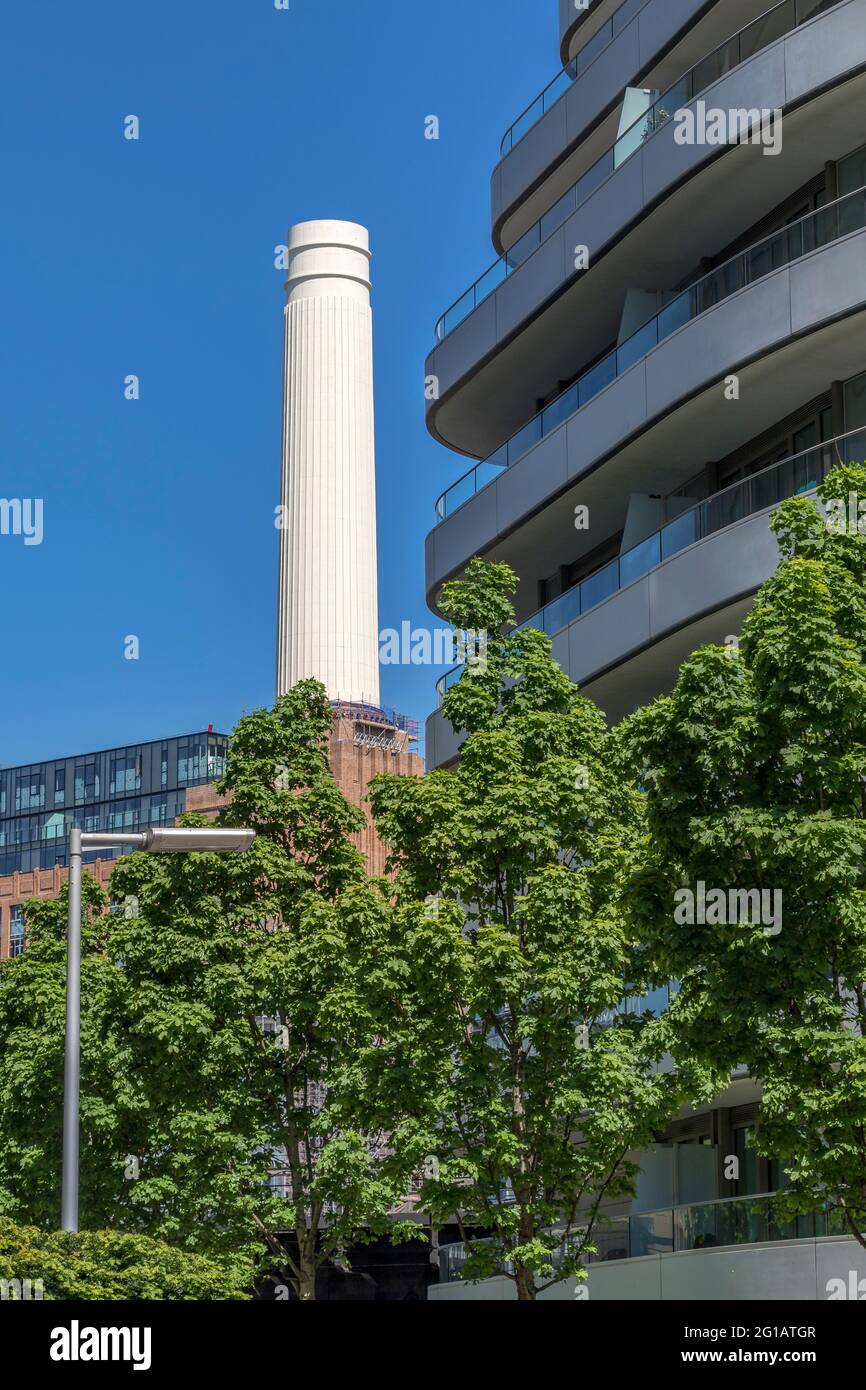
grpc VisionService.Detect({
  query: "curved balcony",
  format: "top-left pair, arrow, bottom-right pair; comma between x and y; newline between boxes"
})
435,428 -> 866,706
431,1193 -> 862,1299
503,0 -> 653,157
494,0 -> 752,254
424,417 -> 866,770
442,0 -> 840,344
434,188 -> 866,525
427,0 -> 866,458
438,1194 -> 847,1285
424,488 -> 777,769
559,0 -> 643,67
426,226 -> 866,615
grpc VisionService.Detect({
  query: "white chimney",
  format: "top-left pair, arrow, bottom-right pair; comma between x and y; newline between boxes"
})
275,219 -> 380,707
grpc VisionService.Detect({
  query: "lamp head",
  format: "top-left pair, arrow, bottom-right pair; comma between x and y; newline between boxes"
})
140,827 -> 256,854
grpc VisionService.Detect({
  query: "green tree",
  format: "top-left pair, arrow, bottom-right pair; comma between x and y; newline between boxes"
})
620,463 -> 866,1247
0,683 -> 457,1299
104,681 -> 433,1299
369,558 -> 701,1299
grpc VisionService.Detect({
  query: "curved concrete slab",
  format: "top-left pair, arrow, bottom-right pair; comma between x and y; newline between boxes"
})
428,0 -> 866,457
425,496 -> 784,769
496,0 -> 723,251
426,228 -> 866,603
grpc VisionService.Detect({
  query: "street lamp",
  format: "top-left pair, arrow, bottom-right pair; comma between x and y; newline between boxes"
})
61,825 -> 256,1233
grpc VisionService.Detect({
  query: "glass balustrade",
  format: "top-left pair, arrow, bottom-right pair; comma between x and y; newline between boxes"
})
434,184 -> 866,525
435,428 -> 866,704
439,0 -> 842,341
501,0 -> 649,155
438,1194 -> 850,1281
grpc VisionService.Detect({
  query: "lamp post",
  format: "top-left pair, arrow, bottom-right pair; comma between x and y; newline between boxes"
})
61,825 -> 256,1233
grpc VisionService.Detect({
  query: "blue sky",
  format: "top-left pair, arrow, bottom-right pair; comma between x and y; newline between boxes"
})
0,0 -> 553,767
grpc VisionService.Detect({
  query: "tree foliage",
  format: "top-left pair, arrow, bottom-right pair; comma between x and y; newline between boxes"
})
0,683 -> 451,1299
0,878 -> 126,1230
0,1219 -> 249,1300
369,558 -> 702,1298
620,463 -> 866,1245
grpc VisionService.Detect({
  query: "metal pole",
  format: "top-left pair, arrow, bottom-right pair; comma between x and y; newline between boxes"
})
57,827 -> 251,1231
61,827 -> 82,1232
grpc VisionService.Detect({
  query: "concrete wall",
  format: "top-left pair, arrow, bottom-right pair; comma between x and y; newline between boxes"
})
592,1235 -> 866,1300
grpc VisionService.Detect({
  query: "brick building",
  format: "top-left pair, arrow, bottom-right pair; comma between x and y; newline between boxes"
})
0,712 -> 422,958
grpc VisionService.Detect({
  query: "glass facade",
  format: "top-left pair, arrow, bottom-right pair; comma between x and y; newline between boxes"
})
0,730 -> 228,877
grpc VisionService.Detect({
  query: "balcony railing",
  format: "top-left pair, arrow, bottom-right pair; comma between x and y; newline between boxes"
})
501,0 -> 647,156
625,1193 -> 847,1259
438,0 -> 840,341
435,427 -> 866,703
439,1193 -> 849,1282
434,183 -> 866,526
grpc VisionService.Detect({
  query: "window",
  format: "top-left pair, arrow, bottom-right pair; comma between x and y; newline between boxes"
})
792,420 -> 819,456
9,905 -> 25,959
74,760 -> 99,805
844,371 -> 866,435
718,401 -> 838,497
41,813 -> 67,841
820,407 -> 834,442
108,801 -> 139,832
160,745 -> 168,789
838,141 -> 866,198
207,739 -> 226,781
110,750 -> 142,795
177,738 -> 207,785
733,1126 -> 760,1197
54,768 -> 66,806
15,769 -> 45,812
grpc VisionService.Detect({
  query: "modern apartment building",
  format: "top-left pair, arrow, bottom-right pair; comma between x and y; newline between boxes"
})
0,731 -> 230,959
424,0 -> 866,1299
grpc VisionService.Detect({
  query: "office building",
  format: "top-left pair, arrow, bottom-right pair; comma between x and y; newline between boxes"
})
0,731 -> 229,958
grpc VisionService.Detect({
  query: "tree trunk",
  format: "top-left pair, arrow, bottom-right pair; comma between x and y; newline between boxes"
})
515,1267 -> 537,1301
297,1262 -> 317,1301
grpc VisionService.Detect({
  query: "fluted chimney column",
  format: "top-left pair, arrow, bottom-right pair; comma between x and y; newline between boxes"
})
276,219 -> 380,706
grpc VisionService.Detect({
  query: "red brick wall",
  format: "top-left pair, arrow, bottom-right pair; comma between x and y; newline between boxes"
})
328,718 -> 423,878
0,860 -> 115,958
